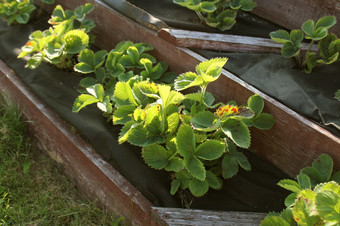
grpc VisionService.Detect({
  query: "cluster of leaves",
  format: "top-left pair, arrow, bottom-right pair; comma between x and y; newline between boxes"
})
270,16 -> 340,74
74,56 -> 275,198
0,0 -> 55,25
173,0 -> 256,31
72,41 -> 177,114
17,3 -> 95,70
261,154 -> 340,225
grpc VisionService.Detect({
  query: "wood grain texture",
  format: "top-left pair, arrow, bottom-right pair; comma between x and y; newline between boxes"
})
152,207 -> 266,226
158,28 -> 318,53
252,0 -> 340,37
0,60 -> 159,226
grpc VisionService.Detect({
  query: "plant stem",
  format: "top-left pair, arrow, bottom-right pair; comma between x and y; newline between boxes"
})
295,54 -> 301,68
301,39 -> 315,68
200,85 -> 207,107
195,10 -> 207,24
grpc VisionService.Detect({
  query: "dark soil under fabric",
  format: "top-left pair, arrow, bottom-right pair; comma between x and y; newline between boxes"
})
0,13 -> 290,212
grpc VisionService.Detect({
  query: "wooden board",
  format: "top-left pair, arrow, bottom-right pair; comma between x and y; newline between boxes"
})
252,0 -> 340,37
152,207 -> 266,226
158,28 -> 318,53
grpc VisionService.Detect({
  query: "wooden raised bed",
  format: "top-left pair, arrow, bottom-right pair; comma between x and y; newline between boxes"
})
1,0 -> 339,225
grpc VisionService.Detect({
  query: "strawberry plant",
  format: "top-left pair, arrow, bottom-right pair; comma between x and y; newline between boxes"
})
0,0 -> 36,25
82,58 -> 274,198
17,3 -> 95,70
173,0 -> 256,31
270,16 -> 340,74
261,154 -> 340,226
73,55 -> 275,198
72,41 -> 177,114
0,0 -> 55,25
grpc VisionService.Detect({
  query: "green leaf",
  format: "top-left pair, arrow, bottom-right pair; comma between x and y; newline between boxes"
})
112,105 -> 136,125
315,16 -> 336,30
142,145 -> 169,170
297,173 -> 311,190
318,33 -> 337,60
27,53 -> 43,69
113,82 -> 138,107
94,50 -> 107,69
177,124 -> 195,158
300,167 -> 323,187
221,153 -> 239,179
86,84 -> 104,102
124,123 -> 147,145
174,71 -> 198,91
191,111 -> 220,132
304,52 -> 317,74
195,58 -> 227,77
62,29 -> 89,54
281,42 -> 300,58
97,96 -> 112,113
72,94 -> 99,112
221,118 -> 251,149
260,216 -> 290,226
185,156 -> 206,181
247,94 -> 264,117
312,154 -> 333,182
302,19 -> 315,37
166,110 -> 180,134
293,190 -> 320,225
165,157 -> 184,172
334,89 -> 340,101
290,29 -> 304,45
234,151 -> 251,171
331,171 -> 340,183
253,113 -> 275,130
175,170 -> 191,189
189,178 -> 209,197
170,179 -> 181,195
284,193 -> 298,207
74,62 -> 94,74
316,190 -> 340,223
270,30 -> 291,44
195,140 -> 225,160
200,2 -> 216,13
278,179 -> 302,193
79,77 -> 98,88
159,85 -> 184,107
41,0 -> 55,4
312,27 -> 328,40
206,171 -> 222,190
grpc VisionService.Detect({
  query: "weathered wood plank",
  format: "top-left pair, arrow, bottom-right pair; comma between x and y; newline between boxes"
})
152,207 -> 266,226
0,60 -> 160,226
252,0 -> 340,37
158,28 -> 318,53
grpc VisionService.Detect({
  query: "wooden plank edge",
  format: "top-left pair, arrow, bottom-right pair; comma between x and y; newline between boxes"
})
158,28 -> 318,53
0,59 -> 162,226
152,207 -> 266,226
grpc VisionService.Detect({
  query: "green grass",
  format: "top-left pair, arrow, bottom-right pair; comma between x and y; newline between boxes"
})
0,95 -> 124,225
